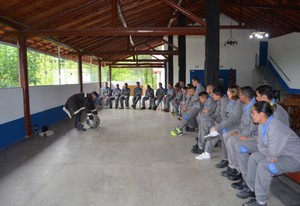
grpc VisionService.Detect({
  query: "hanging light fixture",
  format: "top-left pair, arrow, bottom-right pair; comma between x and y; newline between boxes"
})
250,13 -> 269,39
224,20 -> 238,46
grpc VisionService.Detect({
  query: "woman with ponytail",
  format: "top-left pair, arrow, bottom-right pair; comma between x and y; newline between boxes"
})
237,101 -> 300,206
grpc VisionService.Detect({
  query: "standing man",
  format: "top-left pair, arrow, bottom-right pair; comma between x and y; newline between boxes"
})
132,82 -> 142,109
63,91 -> 98,131
108,84 -> 122,109
141,85 -> 154,109
119,83 -> 130,109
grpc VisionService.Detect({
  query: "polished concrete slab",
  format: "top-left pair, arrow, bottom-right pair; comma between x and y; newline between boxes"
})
0,108 -> 292,206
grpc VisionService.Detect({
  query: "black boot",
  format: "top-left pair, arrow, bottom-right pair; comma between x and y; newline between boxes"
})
231,178 -> 247,190
236,185 -> 255,199
215,160 -> 229,168
75,122 -> 86,131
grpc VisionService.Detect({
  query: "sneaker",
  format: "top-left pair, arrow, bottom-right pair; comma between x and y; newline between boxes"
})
215,160 -> 229,168
153,106 -> 157,111
236,186 -> 255,199
131,105 -> 136,109
148,107 -> 152,110
195,152 -> 211,160
141,106 -> 145,109
232,179 -> 247,190
76,126 -> 86,131
243,199 -> 267,206
170,130 -> 178,136
171,112 -> 177,116
164,109 -> 169,112
175,127 -> 183,134
191,147 -> 204,154
192,144 -> 198,149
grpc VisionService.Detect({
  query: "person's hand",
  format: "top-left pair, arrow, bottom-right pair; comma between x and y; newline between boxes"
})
210,127 -> 215,133
239,136 -> 250,141
231,131 -> 238,136
88,115 -> 94,120
269,159 -> 277,163
202,108 -> 209,114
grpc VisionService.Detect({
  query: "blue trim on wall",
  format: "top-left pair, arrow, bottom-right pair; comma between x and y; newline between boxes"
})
268,60 -> 300,94
0,105 -> 68,150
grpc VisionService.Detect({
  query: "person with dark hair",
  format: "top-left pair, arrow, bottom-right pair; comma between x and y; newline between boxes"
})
237,101 -> 300,206
194,87 -> 229,159
219,86 -> 257,181
119,83 -> 130,109
232,85 -> 290,191
163,82 -> 175,112
141,85 -> 154,109
131,82 -> 143,109
210,85 -> 244,168
170,85 -> 196,136
152,82 -> 165,110
192,76 -> 205,96
108,84 -> 121,109
99,82 -> 111,109
191,91 -> 217,154
63,91 -> 98,131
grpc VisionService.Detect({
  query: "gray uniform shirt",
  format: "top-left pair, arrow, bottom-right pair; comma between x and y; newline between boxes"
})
238,98 -> 258,137
196,96 -> 217,123
156,87 -> 165,97
212,95 -> 229,124
274,103 -> 290,127
214,98 -> 243,132
257,117 -> 300,163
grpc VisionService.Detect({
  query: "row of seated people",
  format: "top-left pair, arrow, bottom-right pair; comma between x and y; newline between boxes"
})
97,81 -> 185,111
169,78 -> 300,206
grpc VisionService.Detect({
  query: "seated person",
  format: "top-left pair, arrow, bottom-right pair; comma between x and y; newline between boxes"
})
108,84 -> 122,109
141,85 -> 154,109
210,85 -> 244,169
152,82 -> 165,110
163,82 -> 175,112
170,85 -> 198,136
177,86 -> 188,119
131,82 -> 142,109
231,85 -> 290,191
171,85 -> 183,116
237,101 -> 300,206
119,83 -> 130,109
99,82 -> 111,109
63,91 -> 98,131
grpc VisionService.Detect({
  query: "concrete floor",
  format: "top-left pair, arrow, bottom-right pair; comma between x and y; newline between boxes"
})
0,108 -> 287,206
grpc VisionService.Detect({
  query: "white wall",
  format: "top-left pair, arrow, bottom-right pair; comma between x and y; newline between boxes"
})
171,13 -> 259,87
0,83 -> 99,124
268,32 -> 300,89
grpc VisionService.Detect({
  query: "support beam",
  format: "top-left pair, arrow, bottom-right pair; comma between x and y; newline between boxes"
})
18,35 -> 32,137
111,0 -> 118,27
69,50 -> 178,56
162,0 -> 206,26
78,54 -> 83,92
109,65 -> 112,88
101,59 -> 168,63
205,0 -> 219,86
98,59 -> 102,87
4,27 -> 206,37
178,12 -> 186,83
167,35 -> 174,83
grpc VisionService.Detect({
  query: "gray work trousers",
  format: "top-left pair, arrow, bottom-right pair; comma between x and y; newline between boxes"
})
179,107 -> 201,130
221,129 -> 237,160
108,96 -> 120,108
152,96 -> 163,108
226,135 -> 240,170
197,114 -> 212,149
163,96 -> 174,110
246,152 -> 300,203
132,95 -> 141,106
119,95 -> 129,108
142,96 -> 152,107
234,138 -> 257,179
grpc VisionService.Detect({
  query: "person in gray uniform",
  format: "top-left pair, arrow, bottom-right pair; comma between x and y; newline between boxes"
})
191,91 -> 217,154
232,85 -> 290,191
131,81 -> 142,109
193,87 -> 229,158
177,86 -> 188,119
152,82 -> 165,110
119,83 -> 130,109
163,82 -> 175,112
171,85 -> 183,116
108,84 -> 122,109
210,85 -> 244,169
170,85 -> 196,136
237,101 -> 300,206
220,87 -> 257,180
99,82 -> 111,108
141,85 -> 154,109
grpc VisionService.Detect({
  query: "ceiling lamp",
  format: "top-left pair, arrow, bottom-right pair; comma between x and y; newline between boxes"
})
249,31 -> 269,39
224,21 -> 238,46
